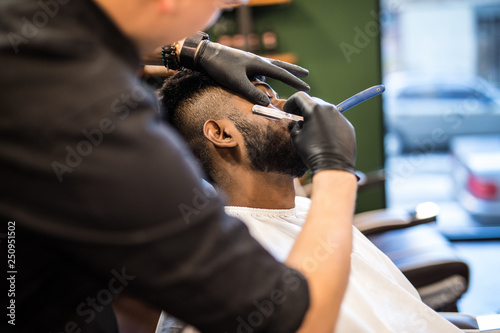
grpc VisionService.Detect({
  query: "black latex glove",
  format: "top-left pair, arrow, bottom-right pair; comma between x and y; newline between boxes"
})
284,92 -> 357,177
195,42 -> 310,106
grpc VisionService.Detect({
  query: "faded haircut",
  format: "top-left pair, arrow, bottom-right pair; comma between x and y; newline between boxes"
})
158,70 -> 239,184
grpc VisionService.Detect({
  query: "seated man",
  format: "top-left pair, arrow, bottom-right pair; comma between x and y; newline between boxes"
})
158,70 -> 461,332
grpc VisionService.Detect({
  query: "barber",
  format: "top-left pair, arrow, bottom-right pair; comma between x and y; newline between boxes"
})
0,0 -> 357,332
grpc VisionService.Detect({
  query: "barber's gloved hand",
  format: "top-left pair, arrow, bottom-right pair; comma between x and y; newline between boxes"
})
194,42 -> 310,106
284,92 -> 357,177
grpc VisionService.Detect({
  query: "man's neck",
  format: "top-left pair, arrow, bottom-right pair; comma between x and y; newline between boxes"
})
220,169 -> 297,209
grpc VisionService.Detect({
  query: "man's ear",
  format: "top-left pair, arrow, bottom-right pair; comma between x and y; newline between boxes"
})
203,120 -> 238,148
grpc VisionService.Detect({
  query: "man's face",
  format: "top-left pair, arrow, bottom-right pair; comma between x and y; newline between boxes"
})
230,82 -> 308,178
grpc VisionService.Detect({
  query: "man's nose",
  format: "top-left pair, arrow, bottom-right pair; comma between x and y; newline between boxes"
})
274,99 -> 286,110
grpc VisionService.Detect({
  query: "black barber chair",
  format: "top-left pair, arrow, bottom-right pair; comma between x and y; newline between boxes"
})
354,206 -> 469,312
298,169 -> 470,312
354,170 -> 470,312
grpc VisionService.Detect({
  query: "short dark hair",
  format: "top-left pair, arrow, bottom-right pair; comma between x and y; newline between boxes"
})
158,70 -> 237,183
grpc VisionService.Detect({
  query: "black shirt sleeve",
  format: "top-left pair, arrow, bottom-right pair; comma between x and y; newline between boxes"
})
0,1 -> 309,332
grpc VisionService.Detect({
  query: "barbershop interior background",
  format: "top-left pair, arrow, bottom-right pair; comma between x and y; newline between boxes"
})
201,0 -> 500,318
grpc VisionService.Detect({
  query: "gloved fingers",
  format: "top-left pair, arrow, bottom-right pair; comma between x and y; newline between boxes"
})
248,59 -> 310,92
269,59 -> 309,78
235,78 -> 272,106
283,91 -> 318,118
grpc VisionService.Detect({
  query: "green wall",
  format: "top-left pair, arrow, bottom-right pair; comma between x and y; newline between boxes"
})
216,0 -> 386,212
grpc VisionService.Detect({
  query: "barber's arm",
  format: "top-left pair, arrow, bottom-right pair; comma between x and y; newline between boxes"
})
143,32 -> 310,106
284,92 -> 358,332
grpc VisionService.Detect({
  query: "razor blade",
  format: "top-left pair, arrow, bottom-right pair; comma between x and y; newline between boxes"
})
252,84 -> 385,122
252,105 -> 304,122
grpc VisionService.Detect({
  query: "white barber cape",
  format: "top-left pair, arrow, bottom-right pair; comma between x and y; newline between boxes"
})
225,196 -> 461,333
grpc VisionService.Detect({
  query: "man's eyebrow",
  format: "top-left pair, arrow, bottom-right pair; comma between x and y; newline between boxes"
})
253,82 -> 272,90
253,82 -> 279,99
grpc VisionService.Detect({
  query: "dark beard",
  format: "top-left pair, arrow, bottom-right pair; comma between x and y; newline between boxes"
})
231,116 -> 308,178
